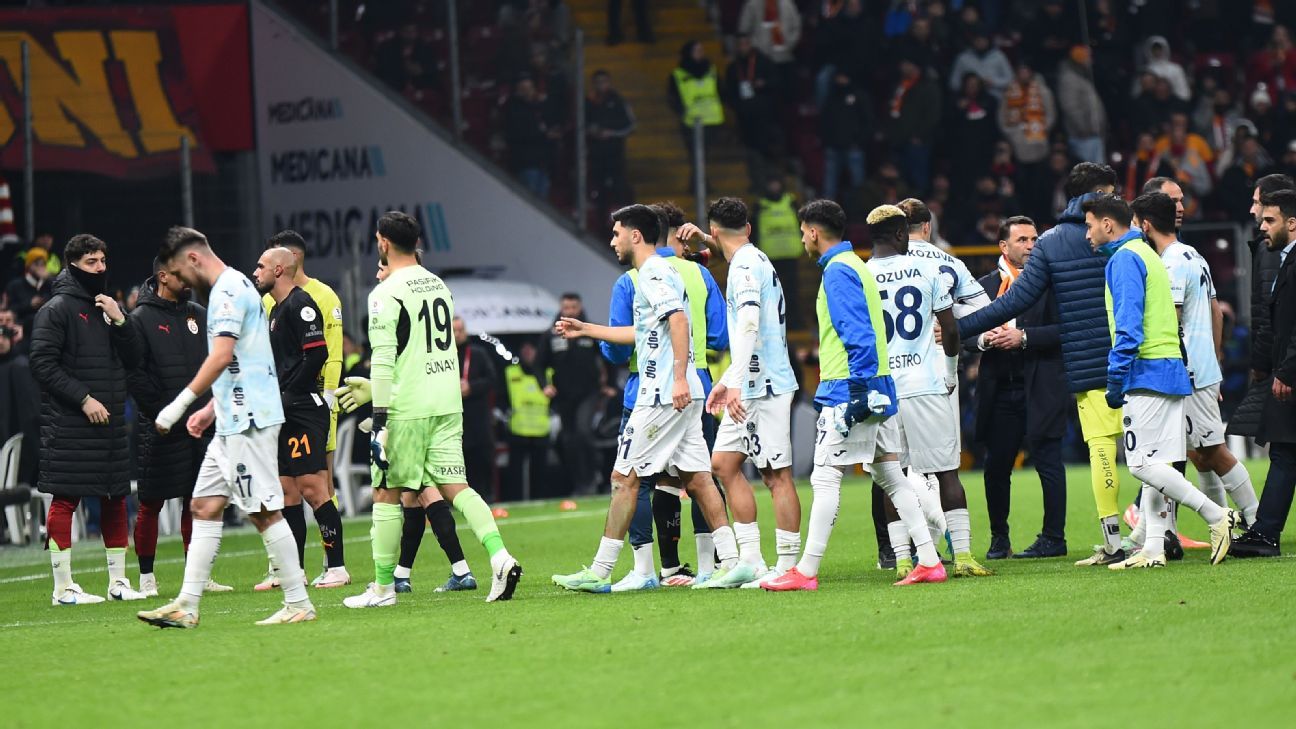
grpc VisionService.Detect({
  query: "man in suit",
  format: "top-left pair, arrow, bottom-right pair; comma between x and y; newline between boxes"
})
969,216 -> 1069,559
1231,189 -> 1296,557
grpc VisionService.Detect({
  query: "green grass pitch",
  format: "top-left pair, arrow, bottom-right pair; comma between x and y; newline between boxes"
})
2,460 -> 1294,728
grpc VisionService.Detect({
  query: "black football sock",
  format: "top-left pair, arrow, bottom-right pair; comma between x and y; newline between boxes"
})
398,506 -> 425,570
652,488 -> 682,570
283,503 -> 307,569
426,500 -> 467,571
138,555 -> 155,575
313,500 -> 345,568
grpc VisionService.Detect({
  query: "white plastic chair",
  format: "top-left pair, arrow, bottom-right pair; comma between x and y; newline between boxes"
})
2,433 -> 24,544
334,416 -> 371,516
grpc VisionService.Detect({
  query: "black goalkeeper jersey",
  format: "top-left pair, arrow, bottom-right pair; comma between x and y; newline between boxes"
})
268,286 -> 327,398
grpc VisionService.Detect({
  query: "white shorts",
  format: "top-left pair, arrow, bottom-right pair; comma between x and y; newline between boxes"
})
1184,384 -> 1226,449
813,406 -> 900,467
896,393 -> 961,473
192,425 -> 285,514
713,392 -> 793,470
615,401 -> 712,477
1122,393 -> 1187,468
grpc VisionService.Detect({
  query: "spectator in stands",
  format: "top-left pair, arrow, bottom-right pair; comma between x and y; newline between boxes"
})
1272,91 -> 1296,159
893,15 -> 942,77
1136,35 -> 1190,102
1131,72 -> 1185,136
586,70 -> 636,218
606,0 -> 653,46
859,161 -> 911,219
820,69 -> 872,202
20,233 -> 60,277
948,26 -> 1012,99
1283,140 -> 1296,180
999,62 -> 1057,221
529,46 -> 571,128
1153,112 -> 1215,216
946,72 -> 999,193
375,22 -> 437,93
725,34 -> 781,192
4,247 -> 51,350
1247,25 -> 1296,100
1217,121 -> 1262,172
1021,0 -> 1076,76
1195,85 -> 1244,155
1122,132 -> 1171,199
812,0 -> 871,108
30,234 -> 142,603
669,41 -> 725,195
751,176 -> 802,328
1057,46 -> 1107,164
526,0 -> 574,61
1220,136 -> 1277,216
505,75 -> 559,200
738,0 -> 801,103
884,55 -> 941,196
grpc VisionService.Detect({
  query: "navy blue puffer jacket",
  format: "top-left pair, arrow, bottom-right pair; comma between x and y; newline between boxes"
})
958,193 -> 1111,393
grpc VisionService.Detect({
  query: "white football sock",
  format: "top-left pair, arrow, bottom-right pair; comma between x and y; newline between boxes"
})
1197,469 -> 1226,507
393,565 -> 411,579
1130,463 -> 1225,524
906,469 -> 945,545
50,545 -> 72,593
105,547 -> 126,584
1219,462 -> 1258,524
875,461 -> 938,566
451,560 -> 471,577
263,519 -> 310,607
887,521 -> 911,564
631,542 -> 655,577
945,508 -> 971,556
733,521 -> 763,566
796,465 -> 843,578
591,536 -> 623,579
179,519 -> 222,608
711,526 -> 739,569
774,528 -> 800,572
1165,497 -> 1178,536
695,533 -> 715,574
1141,487 -> 1167,557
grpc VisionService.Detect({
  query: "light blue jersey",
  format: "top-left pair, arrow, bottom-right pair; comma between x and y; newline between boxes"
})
1163,241 -> 1221,388
207,267 -> 284,436
866,253 -> 952,398
633,255 -> 704,407
726,243 -> 798,399
905,238 -> 988,313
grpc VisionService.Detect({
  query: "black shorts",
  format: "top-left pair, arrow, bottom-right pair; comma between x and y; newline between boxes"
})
278,395 -> 329,477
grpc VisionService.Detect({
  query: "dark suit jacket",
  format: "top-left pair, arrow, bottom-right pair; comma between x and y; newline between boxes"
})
969,270 -> 1067,441
1251,249 -> 1296,443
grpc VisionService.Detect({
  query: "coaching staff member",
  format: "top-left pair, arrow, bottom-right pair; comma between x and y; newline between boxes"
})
970,216 -> 1068,561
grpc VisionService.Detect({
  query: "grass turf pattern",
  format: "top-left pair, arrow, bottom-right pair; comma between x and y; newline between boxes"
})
1,461 -> 1293,728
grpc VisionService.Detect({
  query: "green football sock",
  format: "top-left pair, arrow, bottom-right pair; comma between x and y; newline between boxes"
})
451,489 -> 505,558
371,502 -> 403,586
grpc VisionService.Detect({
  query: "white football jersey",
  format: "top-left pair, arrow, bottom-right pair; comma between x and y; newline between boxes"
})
905,238 -> 989,316
726,244 -> 798,399
866,253 -> 953,398
1162,241 -> 1221,388
633,255 -> 704,407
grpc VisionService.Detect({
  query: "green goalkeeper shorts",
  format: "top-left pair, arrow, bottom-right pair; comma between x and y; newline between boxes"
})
372,414 -> 467,490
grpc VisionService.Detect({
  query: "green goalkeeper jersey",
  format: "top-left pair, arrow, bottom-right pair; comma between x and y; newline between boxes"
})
367,264 -> 462,419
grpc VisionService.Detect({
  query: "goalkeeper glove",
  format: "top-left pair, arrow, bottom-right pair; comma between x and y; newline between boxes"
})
335,376 -> 372,413
368,411 -> 389,471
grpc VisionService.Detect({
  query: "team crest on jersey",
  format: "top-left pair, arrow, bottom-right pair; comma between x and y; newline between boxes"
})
332,306 -> 342,321
624,426 -> 634,437
186,317 -> 198,334
1123,416 -> 1132,427
369,298 -> 383,315
236,463 -> 247,475
301,307 -> 317,322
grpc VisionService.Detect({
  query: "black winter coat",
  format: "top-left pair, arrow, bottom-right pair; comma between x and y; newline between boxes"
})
125,278 -> 211,500
29,270 -> 140,497
1249,235 -> 1281,374
1230,250 -> 1296,444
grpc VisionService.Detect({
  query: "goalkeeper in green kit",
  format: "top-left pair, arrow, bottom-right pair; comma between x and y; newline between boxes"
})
339,212 -> 522,606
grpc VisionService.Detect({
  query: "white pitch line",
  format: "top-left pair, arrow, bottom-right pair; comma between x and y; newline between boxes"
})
0,509 -> 601,585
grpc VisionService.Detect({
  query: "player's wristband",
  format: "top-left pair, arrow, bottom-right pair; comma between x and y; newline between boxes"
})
370,376 -> 393,409
371,409 -> 388,433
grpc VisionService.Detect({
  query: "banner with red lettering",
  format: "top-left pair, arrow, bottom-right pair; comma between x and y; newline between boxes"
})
0,5 -> 252,178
